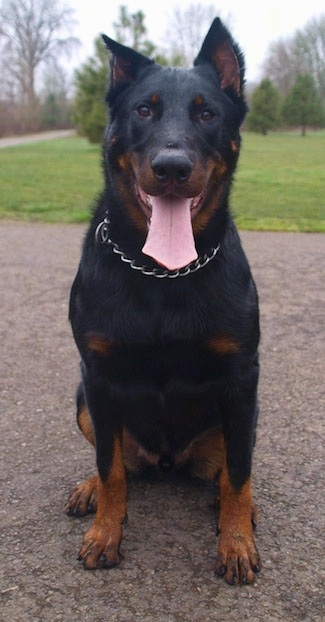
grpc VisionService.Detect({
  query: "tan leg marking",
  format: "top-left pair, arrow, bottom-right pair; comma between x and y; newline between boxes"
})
188,429 -> 224,480
215,461 -> 261,584
78,437 -> 127,569
77,404 -> 95,446
65,475 -> 98,516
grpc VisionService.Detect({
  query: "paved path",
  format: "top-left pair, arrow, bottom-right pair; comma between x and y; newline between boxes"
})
0,130 -> 75,148
0,224 -> 324,621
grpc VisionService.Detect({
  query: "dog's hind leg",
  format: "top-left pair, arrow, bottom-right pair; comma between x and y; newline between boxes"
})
65,475 -> 98,516
76,381 -> 95,446
188,428 -> 224,481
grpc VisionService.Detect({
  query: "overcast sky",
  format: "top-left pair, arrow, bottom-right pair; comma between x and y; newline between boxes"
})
68,0 -> 324,82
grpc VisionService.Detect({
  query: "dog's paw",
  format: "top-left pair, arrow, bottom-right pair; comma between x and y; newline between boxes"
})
78,522 -> 122,570
65,475 -> 98,517
215,532 -> 261,585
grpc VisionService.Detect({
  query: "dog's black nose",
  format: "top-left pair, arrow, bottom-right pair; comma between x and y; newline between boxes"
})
151,150 -> 193,184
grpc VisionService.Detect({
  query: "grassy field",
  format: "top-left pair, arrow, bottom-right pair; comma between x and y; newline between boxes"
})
0,132 -> 324,231
0,137 -> 102,223
233,131 -> 325,231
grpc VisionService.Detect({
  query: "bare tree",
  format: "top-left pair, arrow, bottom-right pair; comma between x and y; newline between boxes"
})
262,14 -> 325,99
0,0 -> 79,129
166,4 -> 233,66
293,15 -> 325,100
40,60 -> 72,129
262,38 -> 297,96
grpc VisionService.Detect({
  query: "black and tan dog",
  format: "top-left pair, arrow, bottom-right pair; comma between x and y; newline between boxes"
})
66,18 -> 262,585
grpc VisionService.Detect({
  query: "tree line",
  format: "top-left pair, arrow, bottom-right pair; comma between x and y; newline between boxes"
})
248,14 -> 325,136
247,75 -> 324,136
0,1 -> 324,138
74,7 -> 325,141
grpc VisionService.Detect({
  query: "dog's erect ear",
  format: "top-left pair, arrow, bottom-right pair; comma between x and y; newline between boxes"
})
194,18 -> 244,96
102,35 -> 154,91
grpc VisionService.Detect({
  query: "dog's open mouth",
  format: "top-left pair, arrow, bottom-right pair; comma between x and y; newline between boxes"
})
138,187 -> 204,270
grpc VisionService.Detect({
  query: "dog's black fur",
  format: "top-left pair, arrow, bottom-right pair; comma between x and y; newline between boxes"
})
66,18 -> 262,585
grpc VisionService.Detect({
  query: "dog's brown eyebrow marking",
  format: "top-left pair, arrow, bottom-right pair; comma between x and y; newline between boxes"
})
194,95 -> 204,107
150,93 -> 160,104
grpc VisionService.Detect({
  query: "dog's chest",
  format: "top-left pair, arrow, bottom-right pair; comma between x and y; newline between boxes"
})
107,341 -> 223,455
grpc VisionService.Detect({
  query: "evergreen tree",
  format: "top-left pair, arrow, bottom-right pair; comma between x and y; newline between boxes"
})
246,79 -> 280,135
113,5 -> 155,56
73,7 -> 158,143
73,37 -> 108,143
282,74 -> 325,136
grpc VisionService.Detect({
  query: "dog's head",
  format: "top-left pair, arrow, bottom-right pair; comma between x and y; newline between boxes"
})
102,18 -> 247,270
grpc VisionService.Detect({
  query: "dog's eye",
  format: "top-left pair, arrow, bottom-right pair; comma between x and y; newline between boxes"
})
200,109 -> 214,121
137,105 -> 151,118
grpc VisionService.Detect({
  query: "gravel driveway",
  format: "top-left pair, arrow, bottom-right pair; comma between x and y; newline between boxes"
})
0,223 -> 324,621
0,130 -> 75,148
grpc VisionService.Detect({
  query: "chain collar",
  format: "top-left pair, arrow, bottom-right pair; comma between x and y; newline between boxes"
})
95,214 -> 220,279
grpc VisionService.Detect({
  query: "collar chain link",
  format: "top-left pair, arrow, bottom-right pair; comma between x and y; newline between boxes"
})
95,215 -> 220,279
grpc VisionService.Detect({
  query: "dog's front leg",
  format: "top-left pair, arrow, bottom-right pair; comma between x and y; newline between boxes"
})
78,367 -> 127,570
215,366 -> 262,585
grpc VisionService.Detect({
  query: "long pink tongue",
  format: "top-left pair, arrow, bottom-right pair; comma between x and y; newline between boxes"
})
142,196 -> 198,270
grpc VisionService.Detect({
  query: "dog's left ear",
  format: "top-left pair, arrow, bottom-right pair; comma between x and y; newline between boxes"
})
194,18 -> 244,97
102,35 -> 154,92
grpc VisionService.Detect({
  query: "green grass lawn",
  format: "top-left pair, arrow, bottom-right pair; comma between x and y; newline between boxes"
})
0,132 -> 324,231
0,137 -> 102,223
233,131 -> 325,231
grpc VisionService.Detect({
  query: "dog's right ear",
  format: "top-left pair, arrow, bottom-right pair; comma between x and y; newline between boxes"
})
102,35 -> 154,96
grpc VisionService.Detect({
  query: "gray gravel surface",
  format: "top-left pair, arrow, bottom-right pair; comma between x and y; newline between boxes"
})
0,223 -> 324,621
0,130 -> 75,149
